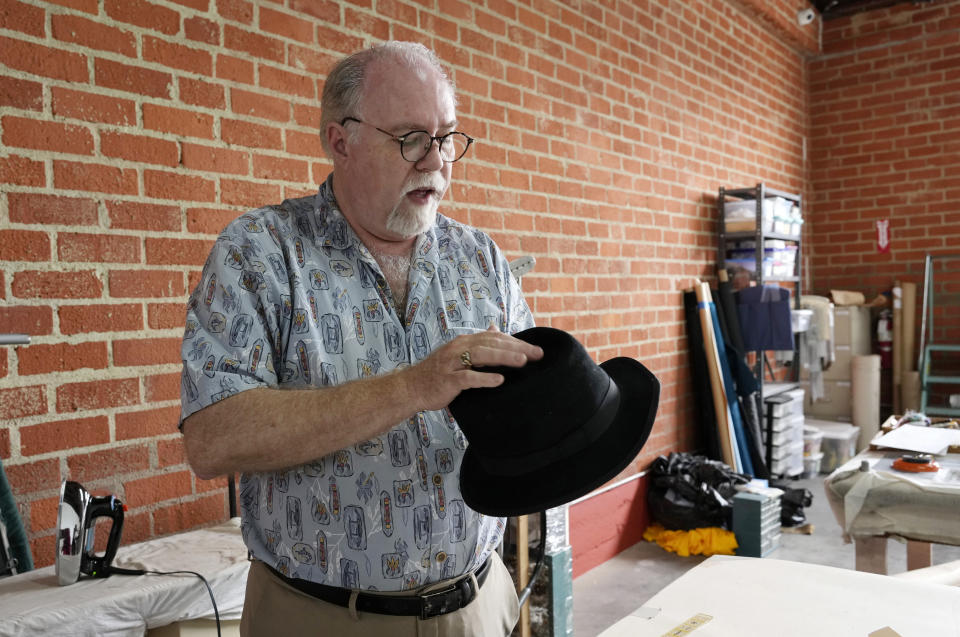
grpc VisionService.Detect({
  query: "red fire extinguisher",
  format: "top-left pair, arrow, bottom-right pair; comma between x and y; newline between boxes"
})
877,309 -> 892,369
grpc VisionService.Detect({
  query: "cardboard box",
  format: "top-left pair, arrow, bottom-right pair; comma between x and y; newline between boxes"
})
801,343 -> 864,381
800,304 -> 870,382
833,305 -> 871,350
801,379 -> 852,421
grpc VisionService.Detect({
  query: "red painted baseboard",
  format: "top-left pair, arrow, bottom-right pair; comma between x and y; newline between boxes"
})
569,473 -> 650,579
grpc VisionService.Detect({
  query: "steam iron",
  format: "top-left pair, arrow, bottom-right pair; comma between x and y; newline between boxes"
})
55,480 -> 126,585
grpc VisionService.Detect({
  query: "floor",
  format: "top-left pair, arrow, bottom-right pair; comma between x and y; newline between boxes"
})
571,475 -> 960,636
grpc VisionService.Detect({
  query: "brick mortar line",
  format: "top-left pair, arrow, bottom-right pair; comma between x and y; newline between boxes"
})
0,361 -> 182,386
0,131 -> 806,204
0,183 -> 756,227
2,392 -> 182,439
3,5 -> 354,83
3,6 -> 811,142
814,23 -> 960,63
10,431 -> 184,468
0,84 -> 808,175
0,112 -> 807,206
0,327 -> 185,345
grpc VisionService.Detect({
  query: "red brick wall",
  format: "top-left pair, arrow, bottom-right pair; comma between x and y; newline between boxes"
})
808,1 -> 960,298
1,0 -> 815,568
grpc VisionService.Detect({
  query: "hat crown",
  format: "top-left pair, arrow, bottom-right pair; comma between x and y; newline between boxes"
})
449,327 -> 614,458
451,326 -> 661,517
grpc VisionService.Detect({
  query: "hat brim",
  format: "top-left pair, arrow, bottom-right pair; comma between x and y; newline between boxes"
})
459,356 -> 660,517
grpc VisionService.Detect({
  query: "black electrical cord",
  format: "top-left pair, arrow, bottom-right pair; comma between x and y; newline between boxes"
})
106,567 -> 222,637
517,511 -> 547,608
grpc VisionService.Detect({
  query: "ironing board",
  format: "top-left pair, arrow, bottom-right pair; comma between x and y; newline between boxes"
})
0,518 -> 248,637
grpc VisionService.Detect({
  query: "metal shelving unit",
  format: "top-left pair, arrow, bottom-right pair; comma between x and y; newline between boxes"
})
717,184 -> 803,476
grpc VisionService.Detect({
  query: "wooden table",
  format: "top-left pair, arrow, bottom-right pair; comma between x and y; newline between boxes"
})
823,450 -> 960,574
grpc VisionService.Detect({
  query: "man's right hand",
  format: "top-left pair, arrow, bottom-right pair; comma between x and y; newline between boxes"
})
404,326 -> 543,413
183,326 -> 541,479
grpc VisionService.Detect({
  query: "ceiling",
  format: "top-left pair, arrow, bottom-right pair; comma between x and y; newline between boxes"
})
812,0 -> 936,20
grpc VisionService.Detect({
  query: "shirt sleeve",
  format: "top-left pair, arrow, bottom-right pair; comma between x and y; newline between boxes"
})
180,215 -> 284,425
488,238 -> 535,334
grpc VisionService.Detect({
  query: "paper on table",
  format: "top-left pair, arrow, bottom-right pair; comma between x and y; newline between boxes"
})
872,424 -> 960,455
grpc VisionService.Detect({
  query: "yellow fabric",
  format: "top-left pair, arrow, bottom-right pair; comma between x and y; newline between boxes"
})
642,523 -> 738,557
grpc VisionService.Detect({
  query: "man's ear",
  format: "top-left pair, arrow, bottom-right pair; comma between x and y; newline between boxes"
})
326,122 -> 349,161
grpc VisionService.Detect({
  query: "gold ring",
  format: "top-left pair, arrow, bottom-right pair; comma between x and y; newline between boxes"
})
460,350 -> 472,368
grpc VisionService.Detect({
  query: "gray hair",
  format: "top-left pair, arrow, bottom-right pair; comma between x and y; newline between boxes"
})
320,41 -> 456,157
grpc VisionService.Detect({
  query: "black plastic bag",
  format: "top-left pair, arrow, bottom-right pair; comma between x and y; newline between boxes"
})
647,452 -> 751,531
771,481 -> 813,527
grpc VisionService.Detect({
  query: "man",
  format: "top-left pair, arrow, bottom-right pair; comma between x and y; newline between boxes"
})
179,41 -> 542,636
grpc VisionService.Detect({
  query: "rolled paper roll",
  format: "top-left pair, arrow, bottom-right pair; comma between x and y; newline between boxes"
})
852,354 -> 881,451
902,370 -> 921,412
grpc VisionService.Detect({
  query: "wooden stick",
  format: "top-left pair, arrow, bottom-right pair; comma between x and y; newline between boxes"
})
897,281 -> 920,413
517,514 -> 530,637
893,282 -> 902,414
902,282 -> 916,373
695,281 -> 737,469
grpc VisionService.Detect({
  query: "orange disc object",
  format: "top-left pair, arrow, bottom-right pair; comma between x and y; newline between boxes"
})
892,454 -> 940,473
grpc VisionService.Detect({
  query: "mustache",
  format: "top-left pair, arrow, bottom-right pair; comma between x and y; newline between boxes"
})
404,175 -> 447,193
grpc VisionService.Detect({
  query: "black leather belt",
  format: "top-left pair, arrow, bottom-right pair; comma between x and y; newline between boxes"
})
264,557 -> 491,620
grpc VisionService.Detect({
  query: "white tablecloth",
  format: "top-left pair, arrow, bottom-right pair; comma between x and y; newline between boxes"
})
823,450 -> 960,545
0,518 -> 249,637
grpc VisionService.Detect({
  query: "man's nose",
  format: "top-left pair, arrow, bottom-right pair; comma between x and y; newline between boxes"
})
415,138 -> 446,171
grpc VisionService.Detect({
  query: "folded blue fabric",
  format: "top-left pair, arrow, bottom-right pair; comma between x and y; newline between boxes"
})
737,286 -> 793,351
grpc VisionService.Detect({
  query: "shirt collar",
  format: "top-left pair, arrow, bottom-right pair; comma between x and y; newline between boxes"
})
317,172 -> 440,268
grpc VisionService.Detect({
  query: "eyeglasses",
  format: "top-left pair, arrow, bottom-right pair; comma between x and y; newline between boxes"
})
340,117 -> 474,163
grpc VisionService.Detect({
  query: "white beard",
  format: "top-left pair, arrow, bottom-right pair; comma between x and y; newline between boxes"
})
385,175 -> 447,238
385,198 -> 437,237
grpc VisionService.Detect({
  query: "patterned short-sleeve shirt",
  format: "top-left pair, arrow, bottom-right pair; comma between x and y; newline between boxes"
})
180,175 -> 534,591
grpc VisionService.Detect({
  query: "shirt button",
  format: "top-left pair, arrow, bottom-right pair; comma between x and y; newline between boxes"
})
436,551 -> 447,563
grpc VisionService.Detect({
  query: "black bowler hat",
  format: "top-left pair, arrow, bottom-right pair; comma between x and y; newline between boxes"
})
449,327 -> 660,517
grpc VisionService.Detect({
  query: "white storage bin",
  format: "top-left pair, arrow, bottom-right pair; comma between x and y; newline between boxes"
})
770,448 -> 804,476
772,196 -> 793,218
771,260 -> 795,277
767,411 -> 804,434
806,419 -> 860,473
724,199 -> 774,233
766,427 -> 799,449
724,198 -> 774,220
802,452 -> 823,478
766,425 -> 802,448
769,438 -> 803,462
765,388 -> 805,418
803,425 -> 823,456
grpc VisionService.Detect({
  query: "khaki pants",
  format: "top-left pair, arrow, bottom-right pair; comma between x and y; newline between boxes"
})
240,551 -> 520,637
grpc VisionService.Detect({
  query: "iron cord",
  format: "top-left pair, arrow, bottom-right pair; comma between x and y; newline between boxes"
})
105,567 -> 221,637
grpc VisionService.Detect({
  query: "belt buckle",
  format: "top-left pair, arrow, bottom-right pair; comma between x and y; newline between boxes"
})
419,585 -> 459,620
